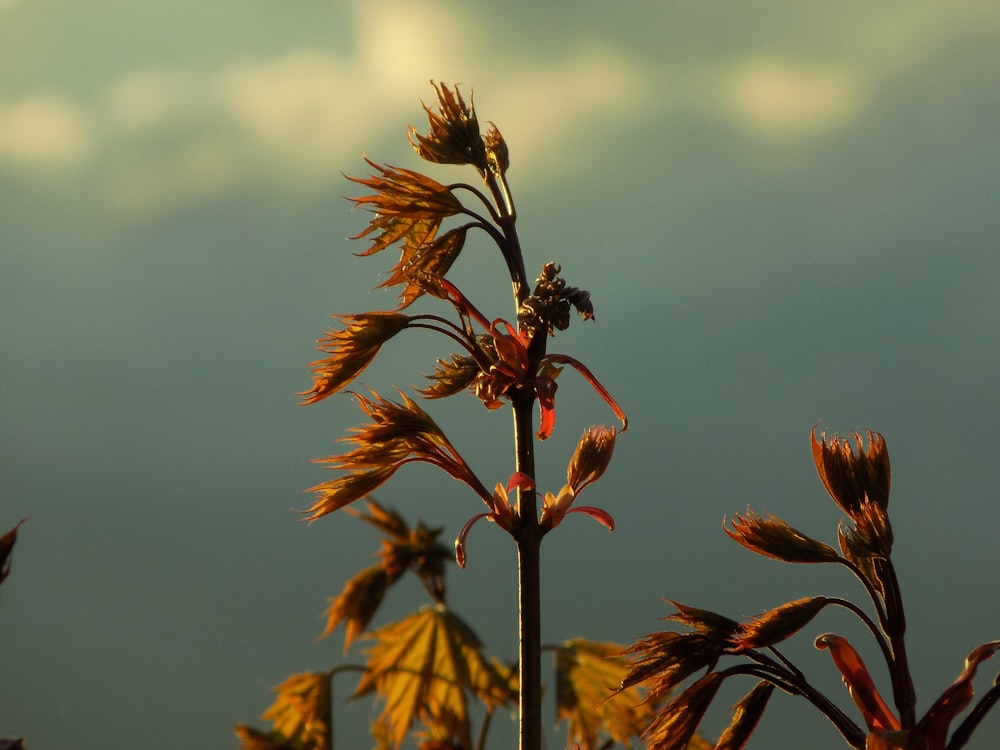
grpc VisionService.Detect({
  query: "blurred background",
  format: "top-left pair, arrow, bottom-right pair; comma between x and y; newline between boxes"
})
2,1 -> 999,748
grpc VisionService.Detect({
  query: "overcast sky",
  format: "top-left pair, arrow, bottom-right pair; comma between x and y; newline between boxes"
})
2,1 -> 1000,749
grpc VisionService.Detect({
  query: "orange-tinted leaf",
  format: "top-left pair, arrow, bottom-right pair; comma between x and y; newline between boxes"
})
815,633 -> 899,733
714,681 -> 775,750
724,510 -> 841,564
354,606 -> 514,749
643,672 -> 724,750
618,630 -> 725,705
407,82 -> 488,172
555,639 -> 656,749
258,672 -> 332,750
732,597 -> 831,652
303,390 -> 488,521
544,354 -> 628,433
349,160 -> 462,224
378,227 -> 468,309
566,425 -> 616,494
344,498 -> 410,540
303,464 -> 399,523
417,354 -> 479,400
663,601 -> 740,641
299,312 -> 410,405
837,499 -> 894,560
913,640 -> 1000,750
321,563 -> 395,652
811,428 -> 891,516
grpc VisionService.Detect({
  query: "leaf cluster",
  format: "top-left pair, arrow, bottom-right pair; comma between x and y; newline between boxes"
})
620,429 -> 1000,750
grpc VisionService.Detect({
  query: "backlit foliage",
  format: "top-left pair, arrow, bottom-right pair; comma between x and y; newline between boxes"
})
235,81 -> 999,750
238,81 -> 642,750
620,429 -> 1000,750
353,606 -> 515,749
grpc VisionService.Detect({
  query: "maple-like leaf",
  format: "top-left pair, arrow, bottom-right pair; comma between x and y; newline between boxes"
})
555,639 -> 656,750
300,312 -> 410,405
417,353 -> 480,400
303,390 -> 490,522
321,563 -> 397,652
247,672 -> 332,750
377,226 -> 469,309
354,605 -> 515,749
322,500 -> 452,650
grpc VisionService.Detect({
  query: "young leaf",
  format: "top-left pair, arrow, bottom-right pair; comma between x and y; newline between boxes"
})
348,159 -> 463,255
642,672 -> 724,750
300,312 -> 410,405
320,563 -> 396,652
377,226 -> 468,309
555,639 -> 656,750
724,510 -> 841,564
255,672 -> 332,750
417,354 -> 479,400
811,428 -> 891,516
815,633 -> 900,733
354,606 -> 515,749
731,596 -> 832,652
714,682 -> 775,750
913,640 -> 1000,750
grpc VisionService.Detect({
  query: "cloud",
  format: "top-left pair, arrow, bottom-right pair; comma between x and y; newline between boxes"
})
103,70 -> 190,132
485,50 -> 646,177
4,0 -> 648,215
0,94 -> 91,165
725,59 -> 861,134
215,51 -> 365,175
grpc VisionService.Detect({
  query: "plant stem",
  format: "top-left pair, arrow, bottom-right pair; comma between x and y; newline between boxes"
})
513,387 -> 542,750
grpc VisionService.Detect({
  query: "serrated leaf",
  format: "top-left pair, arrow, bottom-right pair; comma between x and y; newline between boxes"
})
714,681 -> 775,750
355,606 -> 514,749
555,639 -> 656,749
258,672 -> 332,750
378,226 -> 468,309
320,563 -> 395,651
417,354 -> 479,400
732,596 -> 831,652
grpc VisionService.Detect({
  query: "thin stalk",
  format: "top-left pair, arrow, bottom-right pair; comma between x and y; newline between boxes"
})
513,386 -> 542,750
881,560 -> 916,727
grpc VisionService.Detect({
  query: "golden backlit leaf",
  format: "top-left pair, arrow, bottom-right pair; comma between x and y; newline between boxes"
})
732,596 -> 831,652
354,606 -> 515,749
724,510 -> 841,564
378,226 -> 468,309
300,312 -> 410,405
258,672 -> 332,750
348,160 -> 462,260
321,563 -> 396,652
714,681 -> 775,750
417,353 -> 479,400
344,498 -> 410,540
643,672 -> 724,750
555,639 -> 656,750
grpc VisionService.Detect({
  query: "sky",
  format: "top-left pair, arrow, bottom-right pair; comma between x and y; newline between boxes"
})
2,1 -> 1000,748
